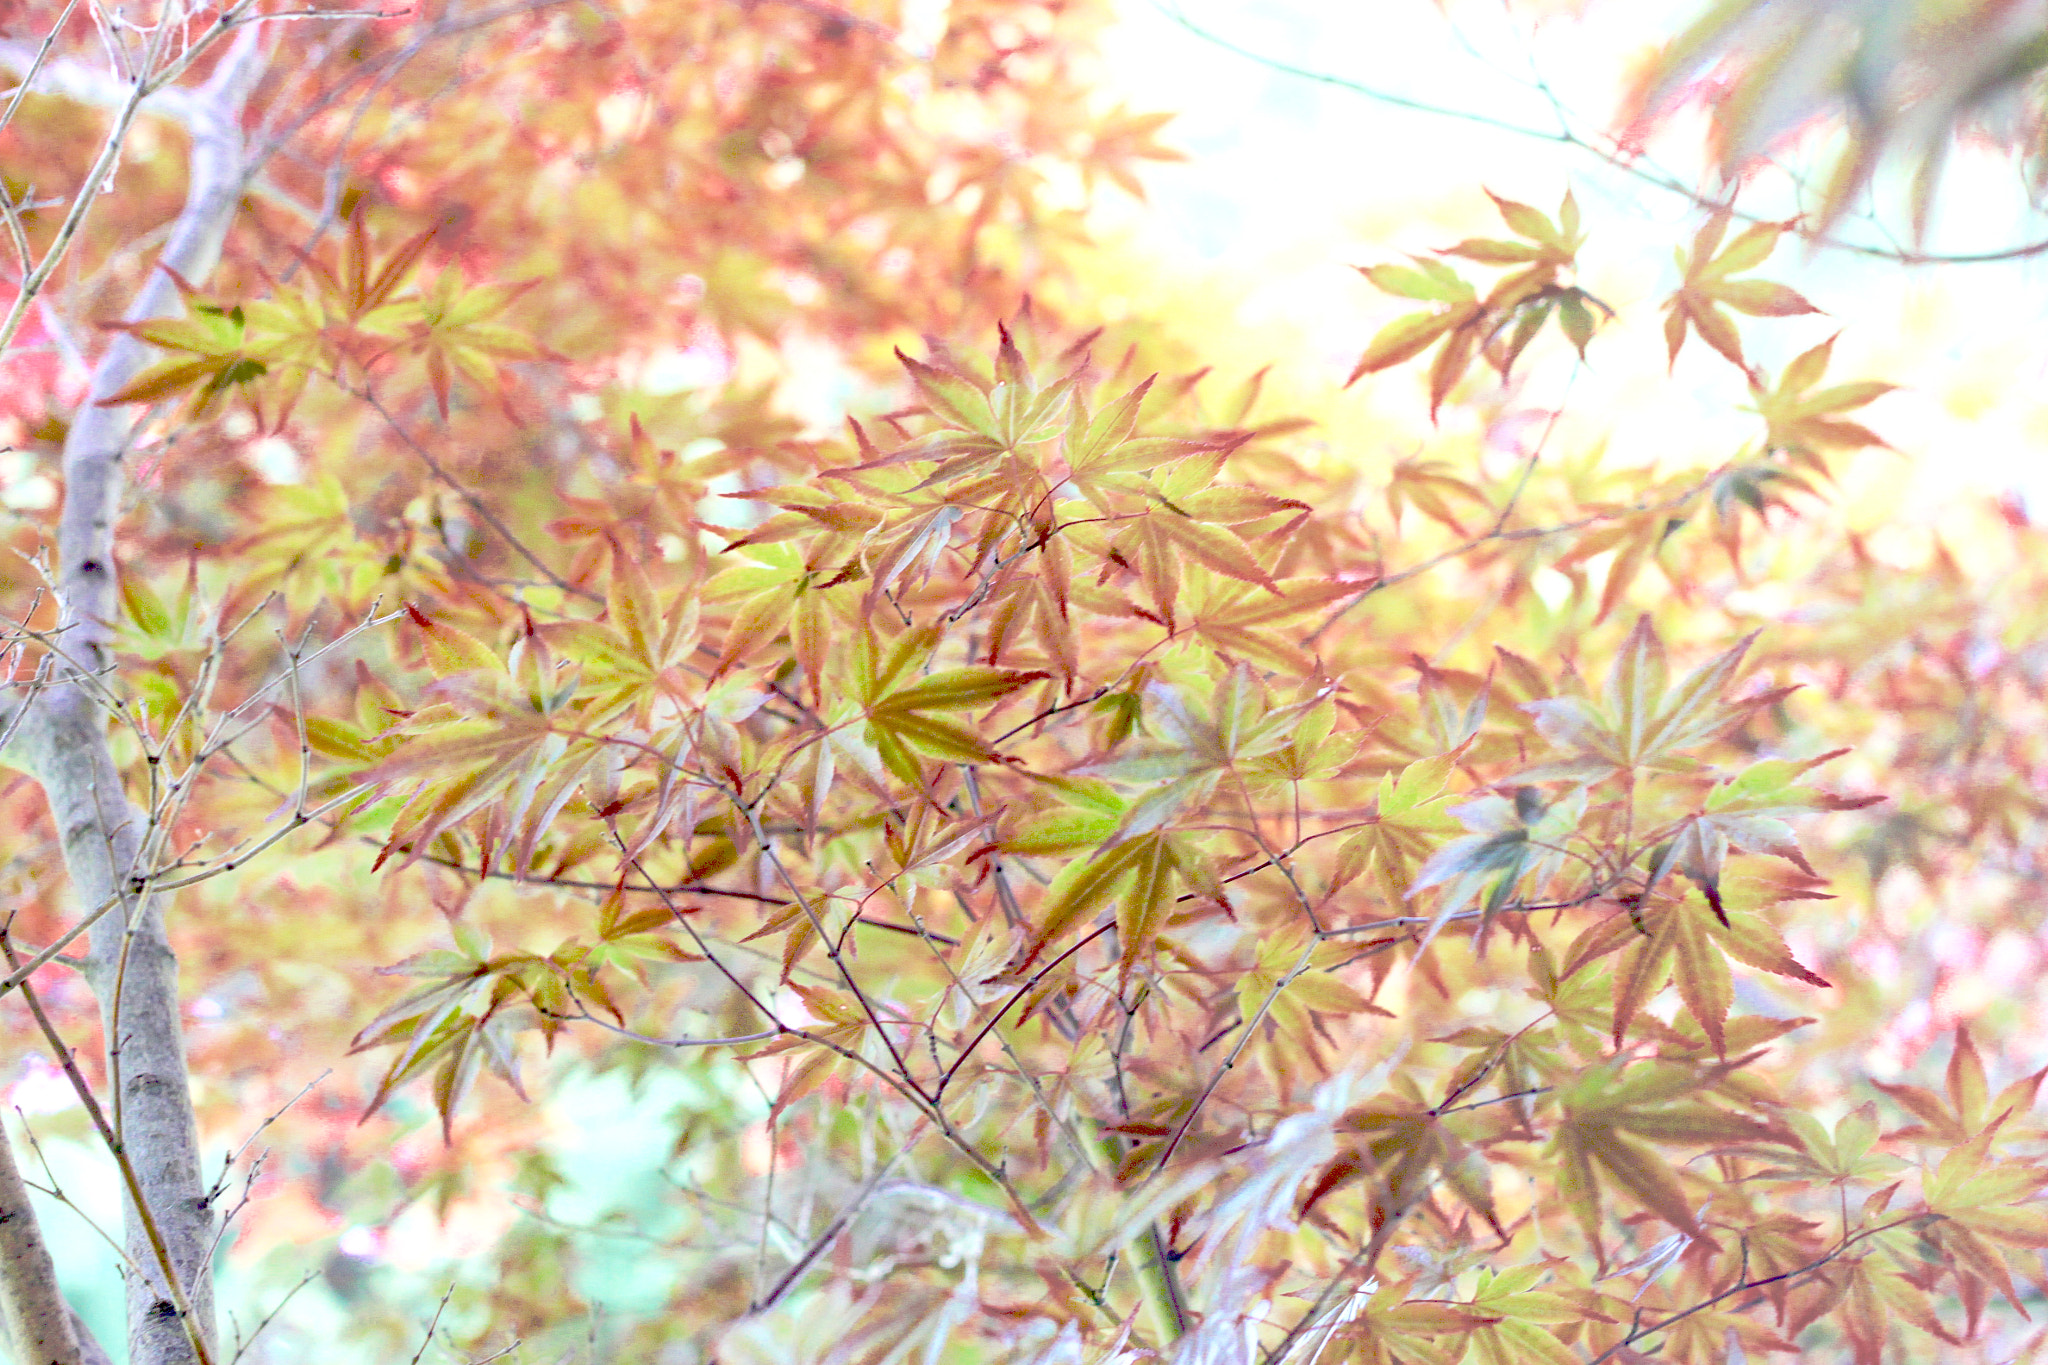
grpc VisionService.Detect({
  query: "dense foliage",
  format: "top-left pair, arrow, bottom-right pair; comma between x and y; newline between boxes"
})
5,2 -> 2048,1364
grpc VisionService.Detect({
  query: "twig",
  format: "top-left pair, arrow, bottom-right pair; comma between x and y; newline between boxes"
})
746,1128 -> 925,1314
1157,0 -> 2048,267
1585,1215 -> 1923,1363
0,0 -> 84,142
405,1286 -> 456,1365
1306,468 -> 1721,646
226,1271 -> 317,1365
936,923 -> 1116,1095
1147,939 -> 1318,1179
352,388 -> 602,604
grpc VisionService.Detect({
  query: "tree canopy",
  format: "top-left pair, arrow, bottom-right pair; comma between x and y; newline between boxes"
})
4,2 -> 2048,1364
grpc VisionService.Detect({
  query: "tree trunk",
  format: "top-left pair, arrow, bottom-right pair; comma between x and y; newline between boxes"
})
2,27 -> 267,1365
0,1131 -> 85,1365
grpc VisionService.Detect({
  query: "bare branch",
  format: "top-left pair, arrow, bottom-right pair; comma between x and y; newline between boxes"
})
1158,0 -> 2048,267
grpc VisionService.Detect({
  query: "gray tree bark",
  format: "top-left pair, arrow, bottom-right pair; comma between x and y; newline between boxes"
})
1,26 -> 267,1365
0,1133 -> 84,1365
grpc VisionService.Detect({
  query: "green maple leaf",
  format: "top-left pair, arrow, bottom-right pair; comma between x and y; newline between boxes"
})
98,300 -> 270,416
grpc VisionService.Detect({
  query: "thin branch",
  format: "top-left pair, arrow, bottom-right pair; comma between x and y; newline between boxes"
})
537,997 -> 778,1050
352,387 -> 602,604
225,1271 -> 316,1365
1306,467 -> 1722,646
1147,939 -> 1318,1179
745,1128 -> 924,1314
936,923 -> 1115,1096
1157,1 -> 2048,267
208,1071 -> 331,1204
615,844 -> 1051,1233
1586,1215 -> 1925,1363
727,797 -> 924,1094
0,7 -> 264,358
404,1286 -> 456,1365
0,0 -> 85,141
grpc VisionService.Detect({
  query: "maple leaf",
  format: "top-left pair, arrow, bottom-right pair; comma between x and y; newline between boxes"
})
1239,695 -> 1364,790
1082,105 -> 1186,199
1329,751 -> 1466,909
1386,457 -> 1488,535
1639,750 -> 1878,925
1406,785 -> 1583,952
234,285 -> 343,428
1334,1285 -> 1489,1365
1621,0 -> 2048,244
365,266 -> 543,419
1649,1300 -> 1800,1362
1348,257 -> 1483,393
1005,778 -> 1127,859
348,926 -> 537,1141
1708,459 -> 1823,568
1761,1103 -> 1907,1188
1919,1115 -> 2048,1314
234,206 -> 441,422
539,549 -> 701,726
1020,829 -> 1201,984
1723,1211 -> 1830,1324
1232,928 -> 1374,1059
1169,483 -> 1311,529
1874,1025 -> 2048,1146
1549,509 -> 1677,625
1662,209 -> 1819,374
1747,335 -> 1895,473
1549,1058 -> 1776,1249
1051,668 -> 1319,860
1045,375 -> 1251,532
1840,1248 -> 1960,1356
1086,446 -> 1284,628
1119,503 -> 1280,625
1571,884 -> 1825,1055
1458,1263 -> 1597,1365
1526,941 -> 1612,1061
1518,616 -> 1782,781
863,661 -> 1046,786
906,331 -> 1078,460
1442,190 -> 1584,267
1351,191 -> 1607,416
1411,656 -> 1492,753
403,602 -> 502,680
300,205 -> 442,324
97,297 -> 271,417
1596,1229 -> 1690,1302
703,541 -> 853,680
1184,575 -> 1361,672
745,983 -> 873,1119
